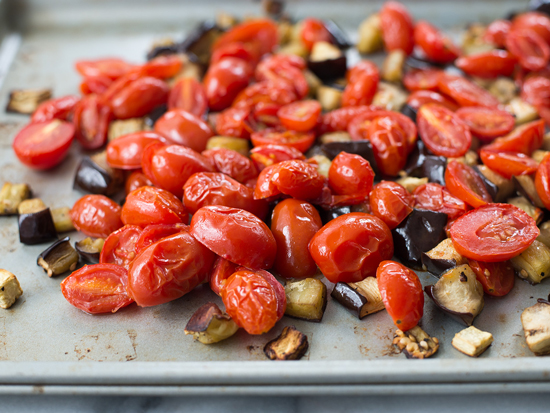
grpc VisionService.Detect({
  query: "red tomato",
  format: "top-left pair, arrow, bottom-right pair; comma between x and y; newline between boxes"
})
106,132 -> 164,170
100,225 -> 143,269
417,103 -> 472,157
61,264 -> 133,314
135,55 -> 183,79
168,77 -> 207,117
212,19 -> 279,57
127,230 -> 215,307
73,94 -> 112,150
300,18 -> 333,51
403,69 -> 444,92
190,205 -> 277,270
413,183 -> 468,221
204,57 -> 252,111
141,143 -> 215,198
377,261 -> 424,331
268,159 -> 326,200
512,12 -> 550,45
483,120 -> 544,155
75,58 -> 134,80
406,90 -> 459,112
154,109 -> 214,152
80,75 -> 113,95
455,50 -> 517,79
250,129 -> 315,153
505,29 -> 550,71
455,107 -> 515,141
125,170 -> 154,195
220,269 -> 279,335
414,21 -> 460,64
255,54 -> 308,100
536,153 -> 550,210
122,186 -> 188,227
380,1 -> 414,55
437,75 -> 499,108
484,19 -> 512,47
209,256 -> 238,296
449,203 -> 539,262
211,41 -> 260,66
134,223 -> 188,256
328,152 -> 375,197
254,269 -> 286,321
249,144 -> 305,171
309,212 -> 393,283
12,120 -> 74,170
366,116 -> 410,176
347,110 -> 417,149
369,181 -> 414,230
342,71 -> 379,107
271,199 -> 323,279
110,77 -> 169,120
70,195 -> 123,238
202,148 -> 258,183
254,163 -> 283,200
233,80 -> 298,111
445,160 -> 492,208
479,149 -> 538,179
31,95 -> 80,123
468,259 -> 515,297
215,107 -> 252,139
277,100 -> 321,132
522,75 -> 550,108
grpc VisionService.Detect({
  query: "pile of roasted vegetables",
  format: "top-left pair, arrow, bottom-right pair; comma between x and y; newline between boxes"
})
2,0 -> 550,360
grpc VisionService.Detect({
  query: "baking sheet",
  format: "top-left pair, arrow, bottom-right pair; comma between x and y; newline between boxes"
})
0,0 -> 549,395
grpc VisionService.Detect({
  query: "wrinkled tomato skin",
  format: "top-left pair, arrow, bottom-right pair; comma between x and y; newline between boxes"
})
121,186 -> 188,227
75,58 -> 134,80
479,149 -> 538,180
255,54 -> 309,100
468,259 -> 515,297
73,94 -> 112,150
414,21 -> 460,64
134,223 -> 188,256
31,95 -> 80,123
347,110 -> 417,149
209,256 -> 238,296
309,212 -> 394,283
278,100 -> 321,132
154,109 -> 214,152
127,230 -> 215,307
449,203 -> 539,262
437,75 -> 499,108
202,148 -> 258,183
70,195 -> 123,238
110,76 -> 169,120
367,116 -> 410,176
212,19 -> 279,57
168,77 -> 208,117
369,181 -> 414,230
403,69 -> 443,92
220,269 -> 279,335
232,80 -> 298,111
317,105 -> 377,134
406,90 -> 459,112
380,1 -> 414,55
136,55 -> 183,79
505,29 -> 550,72
455,107 -> 515,141
269,159 -> 326,200
484,19 -> 511,47
211,41 -> 260,66
60,263 -> 133,314
249,144 -> 305,171
483,120 -> 544,154
251,129 -> 315,153
215,107 -> 252,139
190,205 -> 277,270
522,76 -> 550,108
204,57 -> 252,111
271,199 -> 323,279
455,51 -> 517,79
377,260 -> 424,331
106,132 -> 164,170
342,71 -> 379,107
300,18 -> 333,51
445,160 -> 492,208
100,225 -> 143,269
253,163 -> 282,200
535,153 -> 550,210
125,170 -> 154,195
328,152 -> 375,197
255,269 -> 286,321
183,172 -> 268,220
413,183 -> 468,221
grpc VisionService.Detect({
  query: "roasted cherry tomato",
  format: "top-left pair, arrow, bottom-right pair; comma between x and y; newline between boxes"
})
505,29 -> 550,72
209,256 -> 238,296
100,225 -> 143,269
347,110 -> 417,149
210,41 -> 260,66
204,57 -> 252,111
121,186 -> 188,227
135,55 -> 183,79
377,260 -> 424,331
406,90 -> 459,112
73,94 -> 112,150
133,223 -> 188,256
110,76 -> 169,120
483,120 -> 544,154
417,103 -> 472,157
414,21 -> 460,64
413,183 -> 468,221
249,143 -> 305,172
75,58 -> 135,80
12,120 -> 74,170
369,181 -> 414,230
233,79 -> 298,112
309,212 -> 394,283
342,69 -> 379,107
255,269 -> 286,321
61,263 -> 133,314
437,75 -> 499,108
445,160 -> 492,208
484,19 -> 511,48
366,116 -> 410,176
479,149 -> 538,180
215,107 -> 252,139
271,199 -> 323,279
536,153 -> 550,210
125,170 -> 154,195
300,18 -> 333,51
80,75 -> 113,95
455,107 -> 515,141
521,75 -> 550,108
106,132 -> 164,170
449,203 -> 539,262
127,230 -> 215,307
190,205 -> 277,270
70,195 -> 123,238
255,54 -> 308,100
202,147 -> 258,183
380,1 -> 414,55
512,12 -> 550,45
220,269 -> 279,335
455,50 -> 517,79
277,100 -> 321,132
317,105 -> 377,134
468,259 -> 515,297
403,69 -> 444,92
212,19 -> 279,57
154,109 -> 214,152
251,129 -> 315,153
168,77 -> 208,117
328,152 -> 375,197
31,95 -> 80,123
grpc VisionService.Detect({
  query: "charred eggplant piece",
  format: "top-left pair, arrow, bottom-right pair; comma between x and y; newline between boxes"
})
284,278 -> 327,322
425,264 -> 484,326
393,326 -> 439,359
323,19 -> 352,50
521,301 -> 550,356
400,103 -> 417,123
6,88 -> 51,114
392,208 -> 447,270
530,0 -> 550,15
264,326 -> 309,360
51,207 -> 75,233
471,165 -> 499,202
403,140 -> 446,185
180,20 -> 222,66
143,103 -> 168,129
73,154 -> 124,196
184,302 -> 239,344
0,269 -> 23,309
75,237 -> 104,264
513,175 -> 546,209
510,240 -> 550,285
331,277 -> 385,319
475,165 -> 514,203
452,326 -> 493,357
508,197 -> 544,225
0,182 -> 31,215
307,41 -> 347,81
321,140 -> 378,174
18,199 -> 57,245
146,40 -> 179,60
37,237 -> 79,277
422,238 -> 467,277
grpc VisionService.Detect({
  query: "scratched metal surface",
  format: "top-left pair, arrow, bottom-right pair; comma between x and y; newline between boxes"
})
0,0 -> 549,394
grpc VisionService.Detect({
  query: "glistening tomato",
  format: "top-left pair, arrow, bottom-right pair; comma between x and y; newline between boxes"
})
110,76 -> 169,119
379,1 -> 414,55
209,256 -> 238,296
468,259 -> 515,297
202,147 -> 258,183
31,95 -> 80,123
445,161 -> 492,208
70,195 -> 123,238
100,225 -> 143,269
328,152 -> 375,197
437,75 -> 499,108
535,153 -> 550,210
277,100 -> 321,132
133,223 -> 188,256
73,94 -> 112,150
168,77 -> 208,117
250,129 -> 315,153
413,183 -> 468,221
212,19 -> 279,57
479,149 -> 538,180
106,132 -> 164,170
414,21 -> 460,64
204,57 -> 252,111
154,109 -> 214,153
121,186 -> 188,227
369,181 -> 414,230
455,107 -> 515,141
455,51 -> 517,79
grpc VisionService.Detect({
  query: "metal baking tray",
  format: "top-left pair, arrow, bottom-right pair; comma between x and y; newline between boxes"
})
0,0 -> 549,396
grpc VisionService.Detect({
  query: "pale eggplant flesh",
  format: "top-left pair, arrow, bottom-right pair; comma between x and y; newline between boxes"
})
37,237 -> 79,277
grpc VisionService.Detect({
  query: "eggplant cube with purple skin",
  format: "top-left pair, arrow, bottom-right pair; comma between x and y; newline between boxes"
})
184,302 -> 239,344
521,302 -> 550,356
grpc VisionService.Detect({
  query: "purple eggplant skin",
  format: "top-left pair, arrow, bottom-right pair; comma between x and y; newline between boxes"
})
73,157 -> 122,196
144,103 -> 168,129
530,0 -> 550,15
307,55 -> 347,82
323,20 -> 353,50
321,140 -> 379,175
421,253 -> 458,278
19,208 -> 57,245
331,282 -> 368,319
471,165 -> 499,201
425,285 -> 475,326
403,140 -> 446,186
401,103 -> 417,123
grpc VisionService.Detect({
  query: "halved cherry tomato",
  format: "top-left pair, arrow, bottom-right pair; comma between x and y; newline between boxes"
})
255,54 -> 308,99
369,181 -> 414,230
251,129 -> 315,153
250,144 -> 305,171
406,90 -> 459,112
512,12 -> 550,45
110,76 -> 169,120
403,69 -> 444,92
12,120 -> 74,170
106,132 -> 164,170
100,225 -> 143,269
449,203 -> 539,262
417,103 -> 472,157
121,186 -> 188,227
455,107 -> 515,141
521,75 -> 550,108
61,263 -> 133,314
414,20 -> 460,64
413,183 -> 468,221
445,160 -> 492,208
309,212 -> 394,283
347,110 -> 417,149
135,55 -> 183,79
70,195 -> 123,238
215,107 -> 252,139
300,18 -> 333,51
133,223 -> 188,256
437,75 -> 499,108
254,163 -> 284,200
317,105 -> 377,134
73,94 -> 112,150
233,79 -> 298,111
190,205 -> 277,270
209,256 -> 238,296
154,109 -> 214,152
535,153 -> 550,210
479,149 -> 539,179
80,75 -> 113,95
277,100 -> 321,132
380,1 -> 414,55
328,152 -> 375,197
31,95 -> 80,123
204,57 -> 252,111
212,19 -> 279,57
484,19 -> 512,48
505,29 -> 550,71
455,50 -> 517,79
125,170 -> 154,195
483,120 -> 544,155
202,148 -> 258,183
75,58 -> 135,80
377,260 -> 424,331
168,77 -> 208,117
127,230 -> 215,307
468,259 -> 515,297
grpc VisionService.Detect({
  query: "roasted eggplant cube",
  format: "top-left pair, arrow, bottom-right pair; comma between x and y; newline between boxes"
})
75,237 -> 104,264
18,199 -> 57,245
331,277 -> 384,319
537,221 -> 550,248
307,42 -> 347,81
51,207 -> 75,233
403,141 -> 446,185
321,140 -> 378,174
37,237 -> 79,277
422,238 -> 467,277
73,155 -> 124,196
180,20 -> 222,66
206,136 -> 249,156
184,302 -> 239,344
0,182 -> 31,215
510,240 -> 550,284
284,278 -> 327,322
0,269 -> 23,309
107,118 -> 146,141
521,302 -> 550,356
452,326 -> 493,357
264,326 -> 309,360
6,88 -> 51,114
476,165 -> 514,203
513,175 -> 546,209
395,176 -> 428,193
508,197 -> 544,225
393,326 -> 439,359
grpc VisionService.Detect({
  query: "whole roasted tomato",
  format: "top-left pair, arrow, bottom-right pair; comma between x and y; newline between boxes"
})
369,181 -> 414,230
121,186 -> 188,227
202,147 -> 258,183
168,77 -> 208,117
125,170 -> 154,195
110,76 -> 169,119
204,57 -> 252,111
455,51 -> 517,79
212,19 -> 279,57
414,21 -> 460,64
328,152 -> 375,197
380,1 -> 415,55
100,225 -> 143,269
70,195 -> 123,238
154,109 -> 214,152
